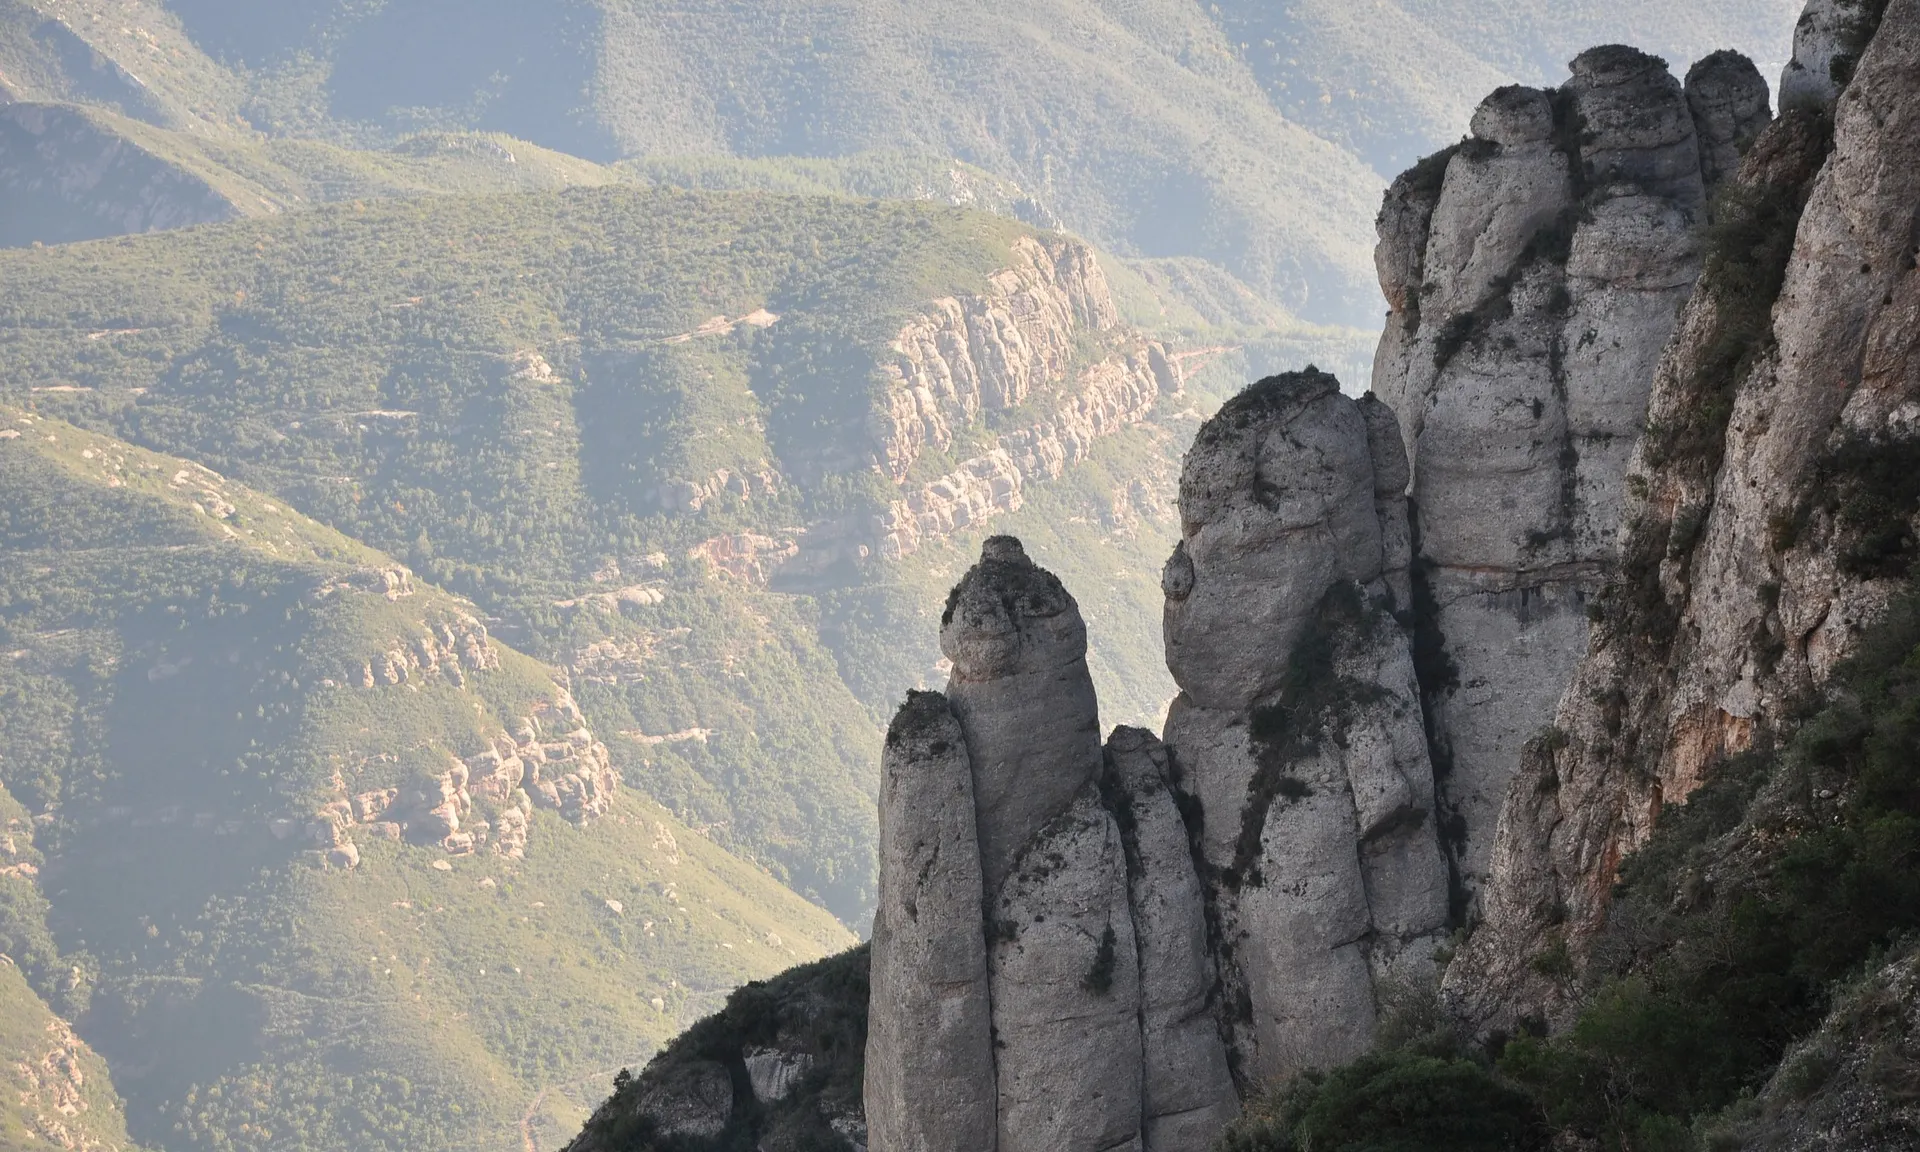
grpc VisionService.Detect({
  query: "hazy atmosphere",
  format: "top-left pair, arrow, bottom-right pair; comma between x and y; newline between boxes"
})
8,2 -> 1914,1151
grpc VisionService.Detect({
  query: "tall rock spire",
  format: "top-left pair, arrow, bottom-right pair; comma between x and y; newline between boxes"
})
941,535 -> 1105,895
1371,46 -> 1771,915
865,692 -> 997,1152
1162,370 -> 1449,1085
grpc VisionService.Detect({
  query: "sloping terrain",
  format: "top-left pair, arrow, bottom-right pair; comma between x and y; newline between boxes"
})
1,100 -> 620,246
0,407 -> 855,1152
0,186 -> 1319,924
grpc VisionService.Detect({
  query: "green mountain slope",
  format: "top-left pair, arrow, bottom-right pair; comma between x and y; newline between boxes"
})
1,100 -> 622,247
0,407 -> 855,1152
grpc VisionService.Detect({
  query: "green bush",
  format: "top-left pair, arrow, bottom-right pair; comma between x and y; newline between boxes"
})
1222,1050 -> 1547,1152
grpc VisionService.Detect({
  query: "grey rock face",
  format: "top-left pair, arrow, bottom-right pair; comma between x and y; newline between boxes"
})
1161,376 -> 1449,1083
1106,728 -> 1239,1150
1164,371 -> 1387,713
866,692 -> 997,1152
1779,0 -> 1858,111
1372,46 -> 1766,914
942,535 -> 1104,895
1449,0 -> 1920,1033
1686,51 -> 1773,195
989,784 -> 1143,1152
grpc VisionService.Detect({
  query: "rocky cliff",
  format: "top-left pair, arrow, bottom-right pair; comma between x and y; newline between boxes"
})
1373,45 -> 1771,913
874,236 -> 1184,563
572,3 -> 1920,1148
1447,0 -> 1919,1032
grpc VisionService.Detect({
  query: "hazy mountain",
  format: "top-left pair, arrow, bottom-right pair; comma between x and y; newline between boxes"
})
0,0 -> 1798,324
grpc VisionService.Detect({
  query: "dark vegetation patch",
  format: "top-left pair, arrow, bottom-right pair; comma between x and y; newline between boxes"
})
1082,925 -> 1119,994
1221,983 -> 1549,1152
1830,0 -> 1895,89
574,946 -> 871,1152
1812,433 -> 1920,579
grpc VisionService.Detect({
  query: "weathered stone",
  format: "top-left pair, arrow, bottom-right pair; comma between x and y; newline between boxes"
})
1448,0 -> 1918,1032
1686,51 -> 1772,195
1159,376 -> 1449,1084
866,692 -> 997,1152
1369,41 -> 1744,916
989,784 -> 1142,1152
1105,728 -> 1238,1150
942,537 -> 1103,896
1164,371 -> 1385,713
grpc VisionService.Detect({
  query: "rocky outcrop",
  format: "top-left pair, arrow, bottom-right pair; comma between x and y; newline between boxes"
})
1447,0 -> 1916,1031
868,235 -> 1181,561
1162,373 -> 1447,1085
1106,728 -> 1239,1150
880,341 -> 1182,561
867,539 -> 1234,1152
1372,46 -> 1771,915
0,103 -> 242,248
875,236 -> 1124,480
318,679 -> 610,867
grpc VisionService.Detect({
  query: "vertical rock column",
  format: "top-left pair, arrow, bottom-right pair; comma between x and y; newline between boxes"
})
1106,727 -> 1239,1149
1372,49 -> 1770,914
1161,370 -> 1449,1086
942,536 -> 1142,1152
865,692 -> 997,1152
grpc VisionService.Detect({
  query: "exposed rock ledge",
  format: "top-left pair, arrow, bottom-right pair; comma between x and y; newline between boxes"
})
882,343 -> 1182,560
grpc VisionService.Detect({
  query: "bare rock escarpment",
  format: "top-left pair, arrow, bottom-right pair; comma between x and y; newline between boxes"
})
1372,45 -> 1771,915
1449,0 -> 1919,1032
877,237 -> 1185,561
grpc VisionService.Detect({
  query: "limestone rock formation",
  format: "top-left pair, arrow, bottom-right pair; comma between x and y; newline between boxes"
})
868,540 -> 1235,1152
1372,45 -> 1770,913
1448,0 -> 1916,1031
865,693 -> 995,1152
1162,372 -> 1448,1084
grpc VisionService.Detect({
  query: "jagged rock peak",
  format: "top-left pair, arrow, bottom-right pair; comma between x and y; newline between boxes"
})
941,536 -> 1103,897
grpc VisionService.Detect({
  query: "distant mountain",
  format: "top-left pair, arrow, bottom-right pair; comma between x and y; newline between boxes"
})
0,404 -> 856,1152
0,0 -> 1799,324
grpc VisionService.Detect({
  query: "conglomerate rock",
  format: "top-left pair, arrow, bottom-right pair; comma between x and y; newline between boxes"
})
1162,372 -> 1448,1085
1448,0 -> 1918,1032
941,535 -> 1104,895
865,692 -> 996,1152
1372,44 -> 1769,915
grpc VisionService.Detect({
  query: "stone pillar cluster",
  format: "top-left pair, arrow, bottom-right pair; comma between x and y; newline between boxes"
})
867,537 -> 1236,1152
870,31 -> 1793,1152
